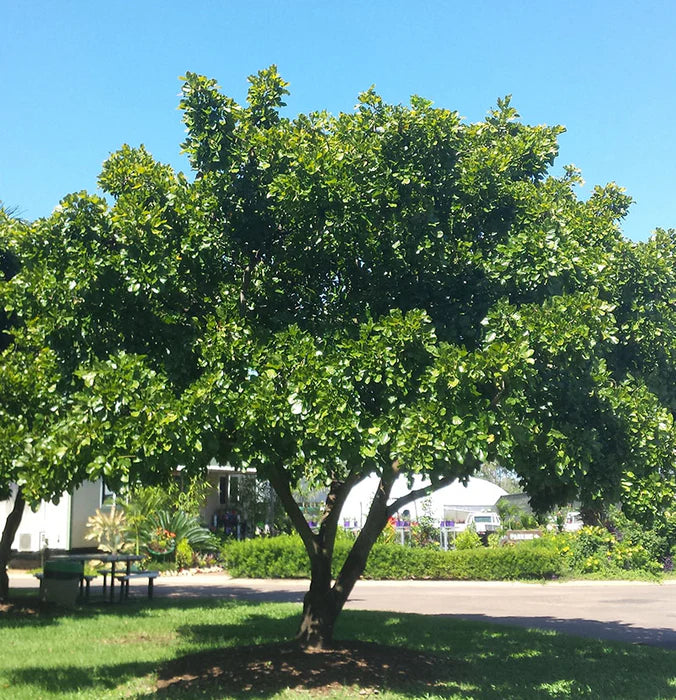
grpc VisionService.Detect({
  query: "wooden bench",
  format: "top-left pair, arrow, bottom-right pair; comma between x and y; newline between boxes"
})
115,570 -> 159,600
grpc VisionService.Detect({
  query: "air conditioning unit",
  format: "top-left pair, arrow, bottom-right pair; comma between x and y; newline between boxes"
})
18,533 -> 32,552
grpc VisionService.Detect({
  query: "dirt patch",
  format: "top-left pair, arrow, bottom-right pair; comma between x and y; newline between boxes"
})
103,631 -> 178,645
156,640 -> 458,696
0,600 -> 43,616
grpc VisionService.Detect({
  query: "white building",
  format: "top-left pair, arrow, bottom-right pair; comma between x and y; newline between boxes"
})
3,480 -> 105,552
4,464 -> 250,553
339,474 -> 507,528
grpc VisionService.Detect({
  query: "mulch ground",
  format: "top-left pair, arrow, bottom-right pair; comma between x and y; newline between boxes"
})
156,640 -> 457,696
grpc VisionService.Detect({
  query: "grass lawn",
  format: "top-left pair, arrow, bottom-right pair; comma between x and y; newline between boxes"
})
1,593 -> 675,699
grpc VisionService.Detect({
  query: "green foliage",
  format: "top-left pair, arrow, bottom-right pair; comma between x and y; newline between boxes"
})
496,500 -> 524,530
175,537 -> 194,569
410,499 -> 440,548
2,68 -> 675,637
146,526 -> 176,556
122,485 -> 169,555
5,69 -> 672,517
487,533 -> 501,548
476,462 -> 522,494
377,520 -> 398,545
656,510 -> 676,558
171,476 -> 213,518
123,478 -> 215,556
146,509 -> 218,555
222,534 -> 564,580
495,499 -> 545,531
84,505 -> 130,554
606,506 -> 670,561
455,527 -> 482,550
223,526 -> 669,580
238,474 -> 286,531
558,525 -> 663,575
222,535 -> 314,578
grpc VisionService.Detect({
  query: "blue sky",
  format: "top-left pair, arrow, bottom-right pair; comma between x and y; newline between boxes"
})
2,1 -> 675,241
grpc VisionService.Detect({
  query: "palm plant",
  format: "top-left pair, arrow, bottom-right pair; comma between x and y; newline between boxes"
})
123,486 -> 171,555
144,509 -> 218,555
85,505 -> 130,554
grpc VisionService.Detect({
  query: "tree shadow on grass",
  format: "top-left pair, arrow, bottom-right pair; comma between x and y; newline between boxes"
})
151,639 -> 463,698
338,610 -> 676,699
0,590 -> 262,630
158,582 -> 306,604
0,600 -> 297,697
144,608 -> 676,698
6,605 -> 676,698
174,611 -> 299,648
5,659 -> 160,696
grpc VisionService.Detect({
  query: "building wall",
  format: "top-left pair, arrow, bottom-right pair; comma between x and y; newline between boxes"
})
201,472 -> 224,526
70,480 -> 105,549
9,485 -> 71,552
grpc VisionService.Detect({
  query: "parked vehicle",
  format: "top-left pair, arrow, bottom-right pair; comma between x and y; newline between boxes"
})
564,511 -> 583,532
456,511 -> 501,534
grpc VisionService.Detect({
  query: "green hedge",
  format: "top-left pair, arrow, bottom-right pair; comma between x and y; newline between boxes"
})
222,535 -> 564,580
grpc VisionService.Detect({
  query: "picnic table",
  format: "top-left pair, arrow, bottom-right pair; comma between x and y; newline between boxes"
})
50,552 -> 145,602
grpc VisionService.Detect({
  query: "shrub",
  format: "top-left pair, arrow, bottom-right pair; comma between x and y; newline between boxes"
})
222,534 -> 564,580
377,520 -> 397,545
455,527 -> 482,550
222,535 -> 313,578
565,525 -> 661,575
487,533 -> 501,548
175,538 -> 194,569
607,508 -> 668,562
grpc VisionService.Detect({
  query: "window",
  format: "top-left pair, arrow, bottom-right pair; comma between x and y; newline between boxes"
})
101,481 -> 116,506
230,475 -> 239,503
219,474 -> 241,505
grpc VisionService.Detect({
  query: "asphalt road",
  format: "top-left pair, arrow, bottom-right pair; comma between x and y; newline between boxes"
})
10,572 -> 676,649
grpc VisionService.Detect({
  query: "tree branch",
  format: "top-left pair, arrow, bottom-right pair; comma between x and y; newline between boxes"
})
386,473 -> 458,517
330,462 -> 399,611
318,469 -> 365,555
266,462 -> 317,556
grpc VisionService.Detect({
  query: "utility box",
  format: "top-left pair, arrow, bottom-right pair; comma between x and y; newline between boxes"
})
40,560 -> 82,607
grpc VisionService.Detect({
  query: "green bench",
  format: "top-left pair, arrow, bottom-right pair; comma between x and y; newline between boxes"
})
114,570 -> 160,600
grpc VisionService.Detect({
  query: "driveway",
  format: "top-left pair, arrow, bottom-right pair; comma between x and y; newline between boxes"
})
10,572 -> 676,649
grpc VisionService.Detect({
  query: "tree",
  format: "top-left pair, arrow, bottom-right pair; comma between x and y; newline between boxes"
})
0,208 -> 67,599
3,68 -> 674,644
476,461 -> 521,494
0,203 -> 190,599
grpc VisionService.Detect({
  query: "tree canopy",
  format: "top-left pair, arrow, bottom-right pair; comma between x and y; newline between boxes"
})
1,67 -> 674,640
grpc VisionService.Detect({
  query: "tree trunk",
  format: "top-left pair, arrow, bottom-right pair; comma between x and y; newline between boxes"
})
295,469 -> 396,649
0,486 -> 25,601
296,554 -> 339,649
